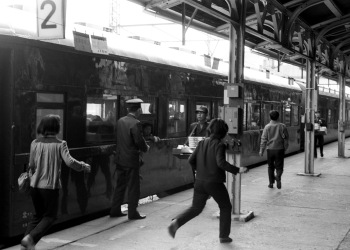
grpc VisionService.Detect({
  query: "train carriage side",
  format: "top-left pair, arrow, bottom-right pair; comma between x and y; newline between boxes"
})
0,42 -> 15,243
296,81 -> 350,148
0,33 -> 226,240
239,68 -> 303,167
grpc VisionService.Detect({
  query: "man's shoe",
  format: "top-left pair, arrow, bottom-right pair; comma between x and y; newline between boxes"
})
21,234 -> 35,250
110,212 -> 127,218
168,219 -> 179,238
220,237 -> 233,243
128,212 -> 146,220
275,176 -> 281,189
268,184 -> 273,188
321,153 -> 324,157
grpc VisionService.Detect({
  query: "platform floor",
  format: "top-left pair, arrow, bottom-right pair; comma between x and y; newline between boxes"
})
5,139 -> 350,250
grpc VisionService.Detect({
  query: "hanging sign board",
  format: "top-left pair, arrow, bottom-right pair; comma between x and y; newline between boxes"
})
91,35 -> 108,55
37,0 -> 65,39
73,31 -> 91,52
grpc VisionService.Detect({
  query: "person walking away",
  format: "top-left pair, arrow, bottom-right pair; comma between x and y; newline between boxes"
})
259,110 -> 289,189
314,110 -> 327,158
21,115 -> 91,250
168,118 -> 248,243
110,98 -> 150,220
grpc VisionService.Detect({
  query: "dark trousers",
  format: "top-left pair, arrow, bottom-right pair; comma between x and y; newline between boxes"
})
267,149 -> 285,184
314,135 -> 324,156
111,165 -> 140,215
174,180 -> 232,238
25,188 -> 59,244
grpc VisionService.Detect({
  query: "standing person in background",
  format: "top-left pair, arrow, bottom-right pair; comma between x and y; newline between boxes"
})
142,123 -> 160,142
314,110 -> 327,158
188,106 -> 209,137
187,106 -> 210,180
259,110 -> 289,189
21,115 -> 91,250
110,98 -> 150,220
168,118 -> 249,243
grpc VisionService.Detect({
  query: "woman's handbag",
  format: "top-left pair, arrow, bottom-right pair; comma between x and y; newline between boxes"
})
18,169 -> 31,194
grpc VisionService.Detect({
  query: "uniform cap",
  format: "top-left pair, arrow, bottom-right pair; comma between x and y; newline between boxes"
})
195,106 -> 208,114
315,110 -> 320,114
126,98 -> 143,108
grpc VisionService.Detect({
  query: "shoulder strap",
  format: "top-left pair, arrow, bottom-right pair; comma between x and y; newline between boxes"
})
189,123 -> 198,137
279,124 -> 286,139
184,123 -> 198,146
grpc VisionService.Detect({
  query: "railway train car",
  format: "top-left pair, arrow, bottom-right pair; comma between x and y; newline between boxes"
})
1,22 -> 349,243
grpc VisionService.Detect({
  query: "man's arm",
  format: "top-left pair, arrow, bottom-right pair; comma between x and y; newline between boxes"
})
131,122 -> 149,153
259,127 -> 268,156
283,125 -> 289,151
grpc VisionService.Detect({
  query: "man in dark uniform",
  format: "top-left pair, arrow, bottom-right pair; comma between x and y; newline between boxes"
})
188,106 -> 209,137
110,98 -> 149,220
314,110 -> 327,158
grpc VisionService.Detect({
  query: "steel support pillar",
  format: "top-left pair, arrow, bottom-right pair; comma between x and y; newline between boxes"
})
223,0 -> 253,222
338,74 -> 346,157
298,59 -> 320,177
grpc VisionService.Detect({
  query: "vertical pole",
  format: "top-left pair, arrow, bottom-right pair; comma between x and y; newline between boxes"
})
227,23 -> 239,214
227,0 -> 254,221
338,74 -> 345,157
233,154 -> 241,214
304,59 -> 315,174
299,59 -> 321,177
182,3 -> 186,46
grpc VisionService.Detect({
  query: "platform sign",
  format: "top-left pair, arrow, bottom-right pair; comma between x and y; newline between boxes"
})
37,0 -> 65,39
91,35 -> 108,55
73,31 -> 91,52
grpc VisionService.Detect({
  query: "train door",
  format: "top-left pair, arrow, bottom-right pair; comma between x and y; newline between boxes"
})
11,91 -> 65,238
0,48 -> 14,239
261,102 -> 273,127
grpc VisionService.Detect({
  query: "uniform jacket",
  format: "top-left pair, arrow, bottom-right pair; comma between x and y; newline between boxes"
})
314,117 -> 327,135
116,113 -> 149,168
189,121 -> 209,137
260,120 -> 289,153
29,136 -> 84,189
188,137 -> 239,183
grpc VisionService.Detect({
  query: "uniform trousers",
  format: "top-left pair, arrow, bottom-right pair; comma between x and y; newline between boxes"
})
173,180 -> 232,238
314,134 -> 324,156
25,188 -> 59,244
111,165 -> 140,215
267,149 -> 285,184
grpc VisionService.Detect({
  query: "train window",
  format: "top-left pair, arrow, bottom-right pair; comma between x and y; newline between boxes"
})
328,109 -> 332,123
283,108 -> 291,126
273,104 -> 282,121
36,93 -> 65,139
262,103 -> 272,127
86,96 -> 117,143
291,106 -> 299,126
138,97 -> 158,136
246,103 -> 260,130
36,109 -> 64,139
167,99 -> 187,137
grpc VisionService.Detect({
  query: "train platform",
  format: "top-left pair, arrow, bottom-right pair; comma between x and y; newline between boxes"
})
5,139 -> 350,250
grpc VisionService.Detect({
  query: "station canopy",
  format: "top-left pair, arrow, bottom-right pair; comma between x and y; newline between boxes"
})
129,0 -> 350,83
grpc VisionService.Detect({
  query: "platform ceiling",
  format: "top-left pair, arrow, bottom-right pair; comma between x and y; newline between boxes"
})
128,0 -> 350,81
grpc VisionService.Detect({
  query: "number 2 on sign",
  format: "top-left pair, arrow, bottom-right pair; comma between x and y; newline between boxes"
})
41,0 -> 57,29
